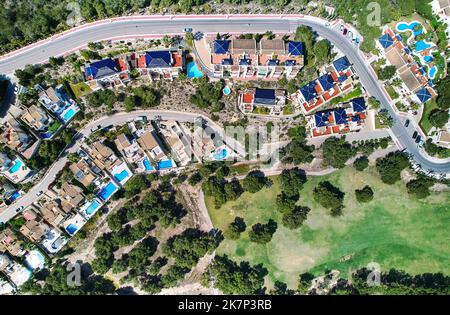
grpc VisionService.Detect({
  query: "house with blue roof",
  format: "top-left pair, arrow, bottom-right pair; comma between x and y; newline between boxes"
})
83,56 -> 130,89
379,33 -> 394,49
415,87 -> 432,103
211,37 -> 304,80
333,56 -> 351,73
239,88 -> 286,115
137,49 -> 184,81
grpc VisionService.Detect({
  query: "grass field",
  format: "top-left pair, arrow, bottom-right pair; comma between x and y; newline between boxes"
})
206,167 -> 450,289
70,82 -> 92,99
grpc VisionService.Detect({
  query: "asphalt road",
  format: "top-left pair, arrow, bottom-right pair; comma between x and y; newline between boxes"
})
0,109 -> 244,223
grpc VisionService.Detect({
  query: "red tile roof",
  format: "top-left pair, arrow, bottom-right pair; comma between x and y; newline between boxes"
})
243,93 -> 254,104
137,55 -> 146,68
172,53 -> 182,67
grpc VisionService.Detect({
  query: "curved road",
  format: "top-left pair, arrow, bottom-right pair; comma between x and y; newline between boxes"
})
0,15 -> 449,222
0,110 -> 244,223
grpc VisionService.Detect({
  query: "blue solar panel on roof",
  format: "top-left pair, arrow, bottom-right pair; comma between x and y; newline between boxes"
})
318,73 -> 334,91
300,81 -> 317,102
213,40 -> 230,54
379,33 -> 394,49
415,87 -> 432,103
146,51 -> 171,68
352,97 -> 366,112
288,41 -> 305,56
333,56 -> 351,72
334,109 -> 347,125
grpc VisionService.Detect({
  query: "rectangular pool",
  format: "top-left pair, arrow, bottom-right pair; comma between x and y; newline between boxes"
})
84,199 -> 102,216
114,169 -> 129,182
62,108 -> 76,122
98,181 -> 118,201
157,159 -> 173,170
66,224 -> 78,236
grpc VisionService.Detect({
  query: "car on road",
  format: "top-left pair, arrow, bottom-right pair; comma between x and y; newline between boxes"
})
339,24 -> 344,32
36,191 -> 43,197
13,85 -> 19,95
415,135 -> 421,143
15,206 -> 24,213
183,27 -> 193,33
343,28 -> 348,36
412,131 -> 418,139
404,119 -> 410,127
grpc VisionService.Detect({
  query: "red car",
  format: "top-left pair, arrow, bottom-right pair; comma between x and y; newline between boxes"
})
343,28 -> 348,36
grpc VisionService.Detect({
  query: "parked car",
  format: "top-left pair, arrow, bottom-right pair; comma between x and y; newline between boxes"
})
339,24 -> 344,32
13,85 -> 19,95
15,206 -> 24,213
36,191 -> 43,197
412,131 -> 418,139
415,135 -> 421,143
404,119 -> 410,127
343,28 -> 348,36
183,27 -> 193,33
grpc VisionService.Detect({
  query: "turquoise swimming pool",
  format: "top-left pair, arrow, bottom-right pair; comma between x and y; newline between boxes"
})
157,159 -> 173,169
66,224 -> 78,235
9,159 -> 22,173
143,158 -> 154,171
213,148 -> 229,160
85,199 -> 101,216
9,191 -> 21,202
187,61 -> 204,78
98,182 -> 118,201
223,86 -> 231,95
114,169 -> 129,182
428,66 -> 437,79
62,108 -> 76,122
415,40 -> 431,52
396,21 -> 423,37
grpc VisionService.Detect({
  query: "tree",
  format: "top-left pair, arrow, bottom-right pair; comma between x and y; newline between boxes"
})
355,185 -> 374,203
298,272 -> 315,294
435,76 -> 450,110
284,140 -> 314,164
163,228 -> 222,268
276,192 -> 297,214
224,217 -> 246,240
377,65 -> 397,80
353,156 -> 369,171
313,181 -> 345,212
406,177 -> 434,199
313,39 -> 330,64
376,152 -> 410,184
203,255 -> 267,295
282,206 -> 310,230
428,109 -> 448,128
279,168 -> 307,198
242,170 -> 269,193
269,280 -> 295,295
321,137 -> 356,168
248,219 -> 278,244
124,174 -> 147,198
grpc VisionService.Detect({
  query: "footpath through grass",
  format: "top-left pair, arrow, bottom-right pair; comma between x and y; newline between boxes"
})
206,166 -> 450,289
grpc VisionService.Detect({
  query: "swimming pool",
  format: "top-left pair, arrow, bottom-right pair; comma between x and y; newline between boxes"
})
9,191 -> 21,202
62,108 -> 76,122
428,66 -> 437,79
157,159 -> 173,170
84,199 -> 101,216
66,224 -> 78,236
24,249 -> 46,270
8,159 -> 22,174
396,21 -> 423,37
143,158 -> 154,171
223,86 -> 231,95
114,169 -> 129,182
187,61 -> 204,78
98,181 -> 118,201
423,55 -> 433,63
415,40 -> 432,52
213,148 -> 229,160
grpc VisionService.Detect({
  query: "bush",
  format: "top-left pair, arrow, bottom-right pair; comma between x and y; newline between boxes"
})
353,156 -> 369,171
355,185 -> 374,203
313,181 -> 345,212
224,217 -> 246,240
248,219 -> 278,244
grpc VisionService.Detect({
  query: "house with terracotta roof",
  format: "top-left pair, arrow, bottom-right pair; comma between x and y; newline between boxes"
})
0,118 -> 32,154
211,38 -> 304,80
20,105 -> 52,132
54,182 -> 85,213
137,130 -> 166,162
238,88 -> 286,115
0,228 -> 25,257
307,97 -> 367,137
114,132 -> 150,173
291,56 -> 356,114
135,49 -> 184,81
69,157 -> 101,189
158,120 -> 191,166
83,57 -> 130,90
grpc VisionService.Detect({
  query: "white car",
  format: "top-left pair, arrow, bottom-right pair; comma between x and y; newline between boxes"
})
13,85 -> 19,95
36,191 -> 43,197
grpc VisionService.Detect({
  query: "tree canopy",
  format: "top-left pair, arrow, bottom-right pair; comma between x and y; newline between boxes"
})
321,137 -> 356,169
376,151 -> 410,184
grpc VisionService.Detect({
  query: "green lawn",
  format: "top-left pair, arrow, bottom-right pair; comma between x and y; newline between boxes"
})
206,167 -> 450,289
419,98 -> 439,135
70,82 -> 92,99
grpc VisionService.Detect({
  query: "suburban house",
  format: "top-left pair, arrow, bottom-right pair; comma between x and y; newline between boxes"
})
114,133 -> 149,173
158,121 -> 191,166
34,197 -> 72,228
0,119 -> 32,154
0,228 -> 25,257
0,253 -> 31,287
19,217 -> 51,243
83,57 -> 130,89
37,85 -> 80,124
137,130 -> 166,162
54,183 -> 85,213
291,56 -> 356,114
0,153 -> 31,184
238,88 -> 286,114
20,105 -> 52,132
307,97 -> 368,137
0,277 -> 14,295
135,49 -> 184,81
211,38 -> 304,79
377,29 -> 436,103
69,158 -> 101,188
